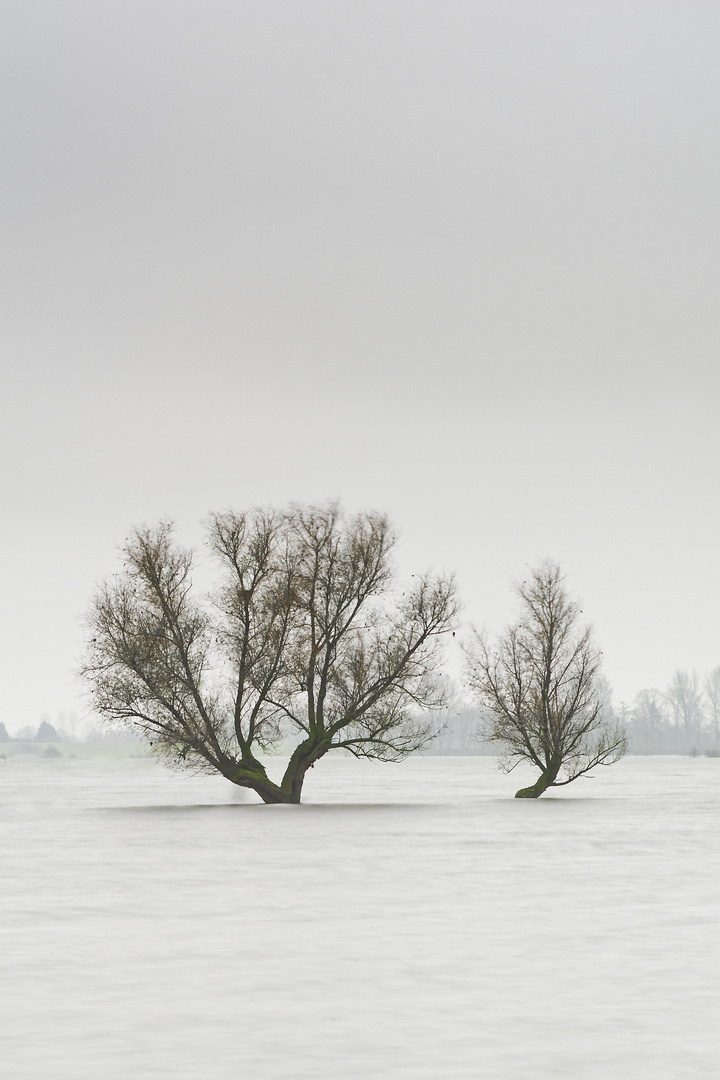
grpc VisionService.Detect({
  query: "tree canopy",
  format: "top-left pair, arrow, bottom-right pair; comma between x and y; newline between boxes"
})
81,504 -> 457,802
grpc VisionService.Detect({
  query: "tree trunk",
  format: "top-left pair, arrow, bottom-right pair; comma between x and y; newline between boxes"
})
221,738 -> 332,804
252,782 -> 297,804
514,765 -> 559,799
280,737 -> 331,802
223,757 -> 297,804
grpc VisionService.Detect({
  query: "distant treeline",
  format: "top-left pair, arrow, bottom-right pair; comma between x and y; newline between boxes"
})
4,665 -> 720,757
617,668 -> 720,756
0,715 -> 139,745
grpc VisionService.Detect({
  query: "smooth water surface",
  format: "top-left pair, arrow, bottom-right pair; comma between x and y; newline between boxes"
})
1,754 -> 718,1079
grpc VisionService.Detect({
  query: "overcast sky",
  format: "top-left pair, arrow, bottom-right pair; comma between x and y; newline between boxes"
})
2,0 -> 719,730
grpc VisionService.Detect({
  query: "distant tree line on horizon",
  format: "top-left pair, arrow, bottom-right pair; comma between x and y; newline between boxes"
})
618,668 -> 720,756
4,669 -> 719,760
0,714 -> 138,745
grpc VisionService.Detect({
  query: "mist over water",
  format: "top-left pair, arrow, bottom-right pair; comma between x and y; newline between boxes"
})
2,755 -> 718,1078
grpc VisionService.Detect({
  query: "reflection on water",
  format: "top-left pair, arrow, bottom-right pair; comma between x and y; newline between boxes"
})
1,755 -> 719,1079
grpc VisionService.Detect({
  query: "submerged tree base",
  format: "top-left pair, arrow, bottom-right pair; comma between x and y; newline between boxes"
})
514,775 -> 554,798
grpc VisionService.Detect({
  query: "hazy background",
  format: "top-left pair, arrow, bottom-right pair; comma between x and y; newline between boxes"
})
2,0 -> 719,729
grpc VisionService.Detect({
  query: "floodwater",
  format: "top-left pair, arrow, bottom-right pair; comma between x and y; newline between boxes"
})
1,753 -> 718,1079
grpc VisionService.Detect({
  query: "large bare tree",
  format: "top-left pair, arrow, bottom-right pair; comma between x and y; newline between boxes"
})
466,560 -> 626,798
81,504 -> 457,803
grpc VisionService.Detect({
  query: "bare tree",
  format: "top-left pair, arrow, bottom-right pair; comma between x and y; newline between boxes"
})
81,504 -> 457,803
704,667 -> 720,752
628,689 -> 669,755
466,560 -> 626,798
665,669 -> 705,751
423,678 -> 483,754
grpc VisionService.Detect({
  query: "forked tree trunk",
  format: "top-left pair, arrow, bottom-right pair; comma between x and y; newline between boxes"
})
252,782 -> 297,804
224,738 -> 331,804
223,758 -> 297,804
233,774 -> 298,804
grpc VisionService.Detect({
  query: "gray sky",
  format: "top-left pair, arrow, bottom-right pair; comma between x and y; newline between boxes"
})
3,0 -> 719,729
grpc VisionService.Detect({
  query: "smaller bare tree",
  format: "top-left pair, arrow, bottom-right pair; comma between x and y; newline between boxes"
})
466,560 -> 626,797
